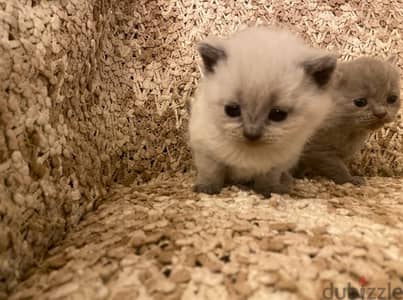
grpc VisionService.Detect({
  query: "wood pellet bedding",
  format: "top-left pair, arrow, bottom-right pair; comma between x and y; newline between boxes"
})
1,0 -> 402,299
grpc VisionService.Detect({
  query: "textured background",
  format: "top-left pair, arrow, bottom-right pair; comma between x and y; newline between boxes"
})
0,0 -> 402,296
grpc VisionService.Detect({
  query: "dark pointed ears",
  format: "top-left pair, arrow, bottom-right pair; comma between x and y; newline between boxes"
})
386,54 -> 398,65
197,41 -> 227,75
302,55 -> 338,87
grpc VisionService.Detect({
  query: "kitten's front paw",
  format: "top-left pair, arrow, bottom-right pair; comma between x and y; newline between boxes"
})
193,183 -> 222,195
252,186 -> 272,199
350,176 -> 365,186
251,183 -> 274,198
334,175 -> 365,186
270,184 -> 290,195
280,172 -> 294,186
252,177 -> 290,198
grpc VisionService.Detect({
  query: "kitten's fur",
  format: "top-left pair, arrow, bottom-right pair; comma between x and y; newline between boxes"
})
294,56 -> 401,185
188,27 -> 337,197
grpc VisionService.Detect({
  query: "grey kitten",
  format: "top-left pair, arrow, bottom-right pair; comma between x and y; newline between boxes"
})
294,56 -> 401,185
188,27 -> 337,197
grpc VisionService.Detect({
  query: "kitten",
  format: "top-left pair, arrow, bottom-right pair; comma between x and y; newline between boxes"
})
294,56 -> 401,185
188,27 -> 337,197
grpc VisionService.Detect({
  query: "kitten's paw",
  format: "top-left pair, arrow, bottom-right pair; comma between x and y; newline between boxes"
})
334,175 -> 365,186
280,172 -> 294,186
270,184 -> 290,195
251,181 -> 271,198
252,182 -> 290,198
193,183 -> 222,195
253,187 -> 272,199
351,176 -> 365,186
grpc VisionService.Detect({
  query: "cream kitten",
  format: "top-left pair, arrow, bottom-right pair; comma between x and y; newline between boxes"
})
294,56 -> 401,185
188,27 -> 337,197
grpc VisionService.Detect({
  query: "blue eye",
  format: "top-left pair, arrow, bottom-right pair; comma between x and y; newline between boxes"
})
354,98 -> 367,107
224,103 -> 241,117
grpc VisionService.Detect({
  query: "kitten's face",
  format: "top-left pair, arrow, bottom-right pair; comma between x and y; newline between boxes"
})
190,28 -> 336,170
220,90 -> 292,145
335,57 -> 401,130
207,76 -> 323,147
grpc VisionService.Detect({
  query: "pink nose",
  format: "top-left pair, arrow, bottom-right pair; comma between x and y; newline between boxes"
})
374,111 -> 387,119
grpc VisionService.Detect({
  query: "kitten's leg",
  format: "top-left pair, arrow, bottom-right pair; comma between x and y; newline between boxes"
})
253,168 -> 290,198
350,176 -> 365,185
311,155 -> 364,185
280,171 -> 294,186
291,161 -> 308,179
193,152 -> 226,194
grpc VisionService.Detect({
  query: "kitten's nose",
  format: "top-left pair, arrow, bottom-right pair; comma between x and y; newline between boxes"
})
243,129 -> 262,141
373,111 -> 387,119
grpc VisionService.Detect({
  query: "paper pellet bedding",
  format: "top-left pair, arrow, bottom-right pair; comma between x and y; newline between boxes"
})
0,0 -> 402,298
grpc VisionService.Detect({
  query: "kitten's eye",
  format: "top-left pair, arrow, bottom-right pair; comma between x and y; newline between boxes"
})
353,98 -> 367,107
268,108 -> 288,122
224,103 -> 241,117
387,95 -> 398,104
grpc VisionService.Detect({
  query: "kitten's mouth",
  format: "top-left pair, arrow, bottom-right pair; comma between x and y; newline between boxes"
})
367,120 -> 387,130
238,138 -> 266,147
243,139 -> 264,146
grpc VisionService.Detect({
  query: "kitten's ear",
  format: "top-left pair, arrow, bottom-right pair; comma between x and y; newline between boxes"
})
386,54 -> 398,65
302,55 -> 337,87
197,41 -> 227,75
